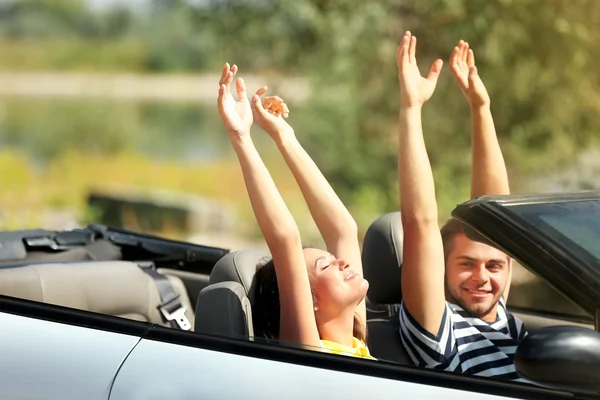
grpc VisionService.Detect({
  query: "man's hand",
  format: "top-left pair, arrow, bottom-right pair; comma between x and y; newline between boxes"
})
397,31 -> 443,110
449,41 -> 490,108
251,88 -> 293,139
217,63 -> 255,142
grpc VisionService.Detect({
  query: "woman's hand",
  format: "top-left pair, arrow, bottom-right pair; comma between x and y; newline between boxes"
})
251,88 -> 293,140
217,63 -> 257,142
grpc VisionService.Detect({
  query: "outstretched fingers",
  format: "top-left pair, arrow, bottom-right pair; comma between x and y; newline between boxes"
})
467,48 -> 475,68
450,46 -> 460,69
236,77 -> 248,102
218,63 -> 232,106
217,84 -> 228,116
458,41 -> 466,67
219,63 -> 230,86
409,34 -> 417,64
221,63 -> 237,93
397,31 -> 412,70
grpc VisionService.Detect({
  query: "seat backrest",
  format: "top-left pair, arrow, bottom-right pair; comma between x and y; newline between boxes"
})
362,212 -> 404,305
362,212 -> 412,364
195,281 -> 253,338
0,261 -> 195,327
195,250 -> 270,339
208,249 -> 269,301
366,316 -> 412,365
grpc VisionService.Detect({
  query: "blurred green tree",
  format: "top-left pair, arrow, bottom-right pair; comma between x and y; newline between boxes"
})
2,0 -> 600,222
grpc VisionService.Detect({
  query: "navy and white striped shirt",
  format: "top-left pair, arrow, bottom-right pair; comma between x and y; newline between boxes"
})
399,298 -> 528,382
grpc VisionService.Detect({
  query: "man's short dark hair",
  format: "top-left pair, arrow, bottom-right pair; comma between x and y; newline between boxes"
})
440,218 -> 465,263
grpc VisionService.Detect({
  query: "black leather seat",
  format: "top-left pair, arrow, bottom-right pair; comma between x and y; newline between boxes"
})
362,212 -> 412,365
197,213 -> 413,366
195,249 -> 269,339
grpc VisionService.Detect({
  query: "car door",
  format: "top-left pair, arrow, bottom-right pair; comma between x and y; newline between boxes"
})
0,298 -> 147,400
109,327 -> 572,400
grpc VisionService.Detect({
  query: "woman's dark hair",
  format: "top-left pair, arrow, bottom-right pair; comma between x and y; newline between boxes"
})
252,258 -> 281,340
251,257 -> 368,343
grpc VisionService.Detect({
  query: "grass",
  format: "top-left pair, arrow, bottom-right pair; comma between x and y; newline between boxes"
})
0,147 -> 326,241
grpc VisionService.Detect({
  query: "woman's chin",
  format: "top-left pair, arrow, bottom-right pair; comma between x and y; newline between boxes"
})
353,279 -> 369,302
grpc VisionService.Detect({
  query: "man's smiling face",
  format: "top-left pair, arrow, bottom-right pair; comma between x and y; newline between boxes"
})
445,233 -> 511,323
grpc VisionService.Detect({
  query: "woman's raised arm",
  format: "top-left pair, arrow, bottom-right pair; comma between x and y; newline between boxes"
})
217,64 -> 320,347
252,91 -> 365,327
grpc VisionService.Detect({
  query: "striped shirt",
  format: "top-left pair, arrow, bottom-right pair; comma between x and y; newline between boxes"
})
399,297 -> 528,382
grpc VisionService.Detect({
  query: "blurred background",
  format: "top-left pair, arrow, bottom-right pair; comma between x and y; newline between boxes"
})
0,0 -> 597,317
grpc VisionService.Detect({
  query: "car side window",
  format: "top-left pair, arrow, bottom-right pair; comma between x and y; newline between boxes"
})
507,261 -> 590,319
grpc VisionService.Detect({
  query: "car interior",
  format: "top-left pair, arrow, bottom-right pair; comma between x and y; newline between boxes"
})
0,214 -> 595,366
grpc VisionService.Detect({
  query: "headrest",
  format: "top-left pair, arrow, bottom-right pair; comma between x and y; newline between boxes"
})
362,212 -> 404,305
195,281 -> 254,339
209,250 -> 270,299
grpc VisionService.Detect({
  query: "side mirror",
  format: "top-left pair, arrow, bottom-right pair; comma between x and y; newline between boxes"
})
514,326 -> 600,394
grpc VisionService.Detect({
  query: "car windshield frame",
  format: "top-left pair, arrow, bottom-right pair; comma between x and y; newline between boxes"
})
451,191 -> 600,327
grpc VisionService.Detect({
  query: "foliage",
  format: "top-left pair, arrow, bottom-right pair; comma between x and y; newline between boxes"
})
1,0 -> 600,231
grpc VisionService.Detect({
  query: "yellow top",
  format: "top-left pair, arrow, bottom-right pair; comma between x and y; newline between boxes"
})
320,337 -> 376,360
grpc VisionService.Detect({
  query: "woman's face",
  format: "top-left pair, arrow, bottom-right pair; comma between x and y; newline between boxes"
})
302,247 -> 369,316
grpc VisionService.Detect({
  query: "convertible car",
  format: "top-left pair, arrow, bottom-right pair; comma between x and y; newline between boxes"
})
0,191 -> 598,399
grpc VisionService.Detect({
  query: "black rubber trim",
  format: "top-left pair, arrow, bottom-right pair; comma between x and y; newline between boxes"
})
142,325 -> 583,400
0,295 -> 152,337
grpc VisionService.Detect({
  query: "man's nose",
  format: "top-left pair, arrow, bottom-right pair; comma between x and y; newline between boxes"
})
471,265 -> 489,283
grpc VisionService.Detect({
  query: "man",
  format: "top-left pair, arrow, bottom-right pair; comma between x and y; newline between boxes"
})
396,32 -> 527,382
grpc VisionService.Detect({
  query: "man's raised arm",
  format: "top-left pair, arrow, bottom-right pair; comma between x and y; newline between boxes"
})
449,41 -> 512,300
397,32 -> 447,335
449,41 -> 510,199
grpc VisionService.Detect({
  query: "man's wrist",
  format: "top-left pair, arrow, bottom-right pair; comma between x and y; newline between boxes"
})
399,104 -> 423,116
469,102 -> 491,113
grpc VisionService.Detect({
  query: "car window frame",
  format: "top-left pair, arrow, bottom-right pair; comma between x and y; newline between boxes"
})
507,260 -> 592,321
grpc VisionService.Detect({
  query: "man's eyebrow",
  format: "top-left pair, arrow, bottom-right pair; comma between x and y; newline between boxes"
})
456,255 -> 506,265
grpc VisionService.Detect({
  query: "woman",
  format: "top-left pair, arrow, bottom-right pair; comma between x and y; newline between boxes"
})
216,63 -> 372,359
